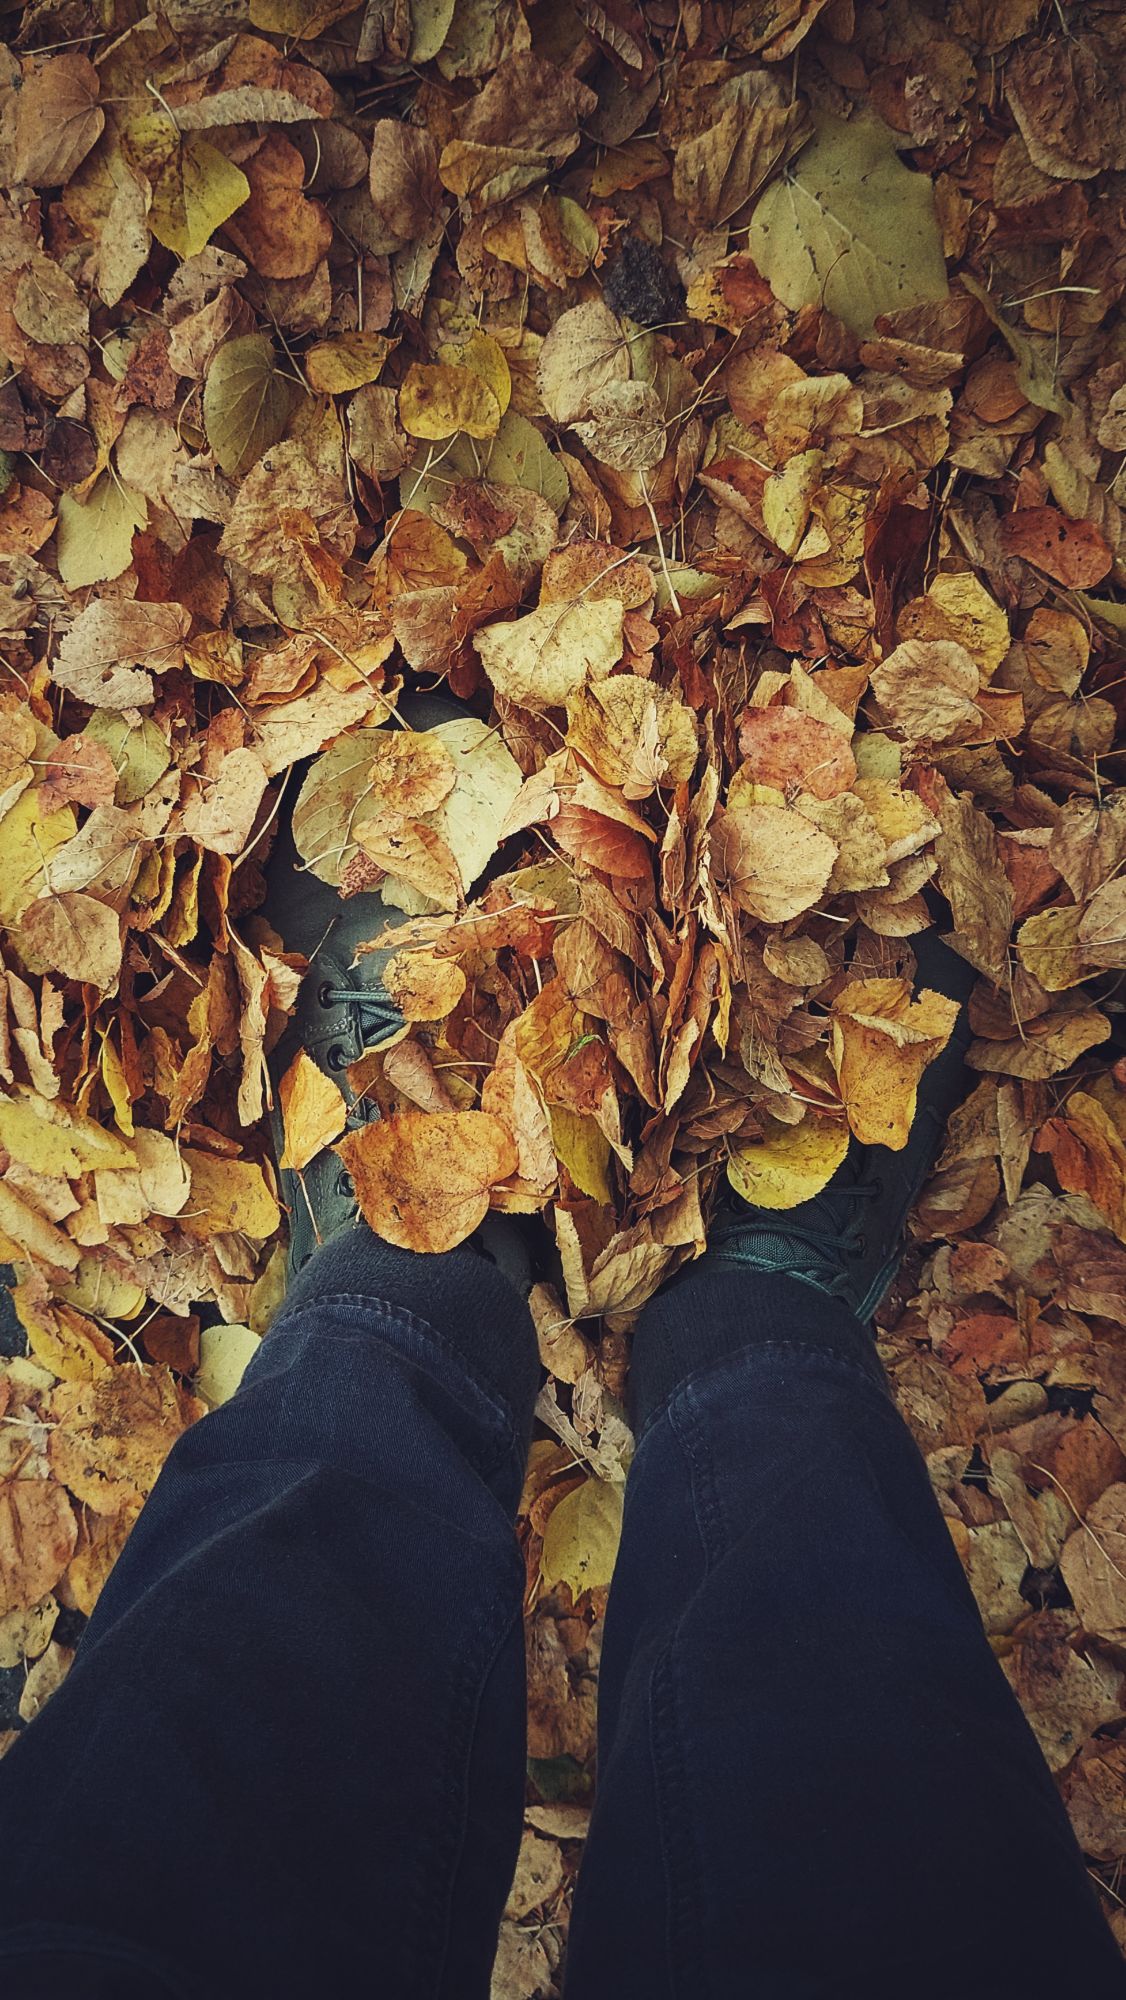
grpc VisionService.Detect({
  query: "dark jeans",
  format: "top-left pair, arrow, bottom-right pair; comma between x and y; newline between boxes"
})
0,1227 -> 1118,1998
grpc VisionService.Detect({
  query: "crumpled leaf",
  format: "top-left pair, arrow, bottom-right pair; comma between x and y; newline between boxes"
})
338,1109 -> 517,1252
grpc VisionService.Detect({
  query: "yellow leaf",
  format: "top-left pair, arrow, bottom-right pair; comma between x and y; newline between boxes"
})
399,362 -> 501,441
539,1477 -> 623,1597
1016,905 -> 1087,992
179,1149 -> 281,1240
277,1049 -> 347,1173
59,1258 -> 144,1321
55,473 -> 146,588
762,448 -> 824,556
749,112 -> 948,336
382,949 -> 467,1023
196,1324 -> 262,1408
99,1033 -> 134,1138
148,131 -> 250,261
0,1092 -> 133,1177
12,1288 -> 115,1384
830,978 -> 961,1149
727,1115 -> 850,1208
550,1105 -> 614,1204
474,598 -> 624,712
0,789 -> 77,926
436,330 -> 511,417
339,1110 -> 517,1252
305,333 -> 393,395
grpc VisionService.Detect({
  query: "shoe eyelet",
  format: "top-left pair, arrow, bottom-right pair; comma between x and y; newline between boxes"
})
327,1043 -> 350,1071
336,1167 -> 353,1199
849,1234 -> 867,1259
317,980 -> 334,1009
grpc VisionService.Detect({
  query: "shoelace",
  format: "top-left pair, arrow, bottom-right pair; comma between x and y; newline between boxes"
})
319,982 -> 403,1069
716,1161 -> 885,1267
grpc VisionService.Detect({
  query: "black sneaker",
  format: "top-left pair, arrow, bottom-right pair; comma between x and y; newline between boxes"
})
708,924 -> 977,1323
262,695 -> 533,1293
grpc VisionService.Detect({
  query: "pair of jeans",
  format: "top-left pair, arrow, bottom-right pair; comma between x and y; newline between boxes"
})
0,1225 -> 1118,1998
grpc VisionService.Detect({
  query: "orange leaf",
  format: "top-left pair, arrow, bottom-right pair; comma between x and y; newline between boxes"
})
338,1110 -> 518,1252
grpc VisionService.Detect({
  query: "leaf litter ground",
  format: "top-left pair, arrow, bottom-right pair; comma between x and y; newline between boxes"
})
2,0 -> 1126,1980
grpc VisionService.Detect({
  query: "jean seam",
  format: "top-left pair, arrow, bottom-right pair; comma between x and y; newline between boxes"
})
668,1386 -> 728,1571
636,1337 -> 889,1447
270,1291 -> 525,1483
403,1568 -> 521,1996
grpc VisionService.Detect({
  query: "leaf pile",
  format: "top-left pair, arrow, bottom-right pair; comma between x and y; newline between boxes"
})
1,0 -> 1126,1966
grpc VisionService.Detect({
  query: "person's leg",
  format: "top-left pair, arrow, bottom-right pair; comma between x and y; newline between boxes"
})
565,1264 -> 1124,1999
0,1225 -> 538,2000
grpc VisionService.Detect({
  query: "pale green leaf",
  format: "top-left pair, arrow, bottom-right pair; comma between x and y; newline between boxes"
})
55,474 -> 146,588
204,333 -> 294,477
539,1476 -> 624,1597
749,113 -> 948,336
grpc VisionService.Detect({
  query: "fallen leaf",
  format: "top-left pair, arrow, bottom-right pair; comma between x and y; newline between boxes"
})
203,333 -> 294,477
737,707 -> 856,800
830,978 -> 961,1148
14,55 -> 103,187
727,1114 -> 850,1208
999,507 -> 1113,587
539,1475 -> 623,1597
339,1109 -> 517,1251
15,892 -> 122,991
474,599 -> 624,712
399,362 -> 501,441
0,1482 -> 76,1616
749,112 -> 948,335
195,1323 -> 262,1408
712,804 -> 838,923
278,1048 -> 347,1171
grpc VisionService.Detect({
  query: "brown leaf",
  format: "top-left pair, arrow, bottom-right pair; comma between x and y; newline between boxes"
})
0,1481 -> 76,1616
711,804 -> 838,923
13,54 -> 104,187
737,707 -> 856,800
998,507 -> 1113,587
15,892 -> 123,993
224,131 -> 332,279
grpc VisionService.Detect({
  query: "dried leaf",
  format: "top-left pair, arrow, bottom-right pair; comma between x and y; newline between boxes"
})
727,1114 -> 850,1208
339,1110 -> 517,1252
278,1048 -> 347,1172
749,113 -> 948,336
830,978 -> 961,1148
